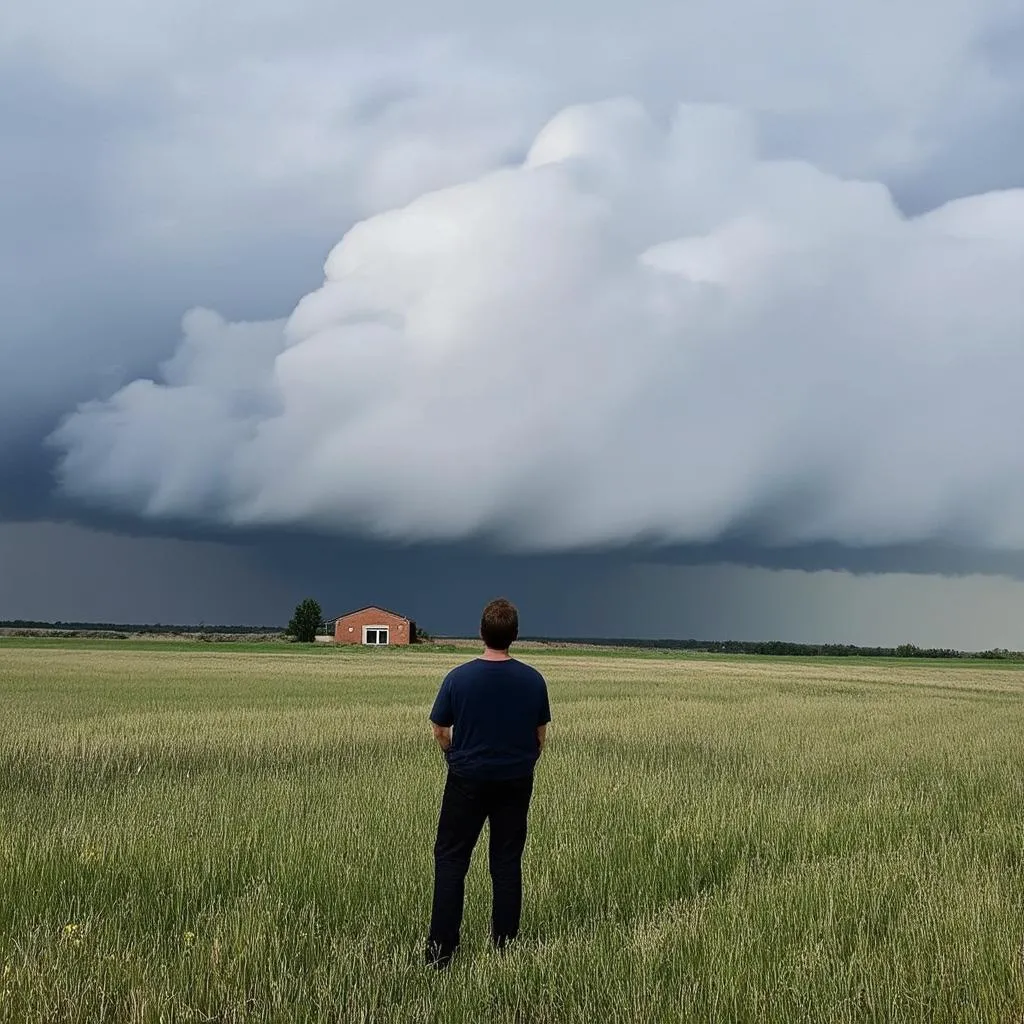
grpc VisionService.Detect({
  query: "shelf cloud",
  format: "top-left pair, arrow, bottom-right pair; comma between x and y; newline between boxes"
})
49,99 -> 1024,553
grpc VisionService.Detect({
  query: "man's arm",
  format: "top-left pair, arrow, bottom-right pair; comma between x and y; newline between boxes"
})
429,674 -> 453,753
537,673 -> 551,756
431,722 -> 452,752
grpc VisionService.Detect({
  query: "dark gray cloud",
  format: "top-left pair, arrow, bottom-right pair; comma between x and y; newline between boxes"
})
4,521 -> 1024,650
0,520 -> 647,635
0,522 -> 282,625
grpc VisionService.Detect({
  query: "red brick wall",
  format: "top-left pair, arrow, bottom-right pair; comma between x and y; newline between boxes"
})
334,608 -> 412,646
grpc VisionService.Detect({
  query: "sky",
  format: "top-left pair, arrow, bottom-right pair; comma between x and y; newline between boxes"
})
1,0 -> 1024,646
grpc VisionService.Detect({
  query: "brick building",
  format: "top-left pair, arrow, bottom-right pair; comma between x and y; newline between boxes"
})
330,606 -> 416,646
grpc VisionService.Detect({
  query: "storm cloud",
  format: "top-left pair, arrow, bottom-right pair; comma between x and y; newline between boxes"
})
3,0 -> 1024,637
50,99 -> 1024,553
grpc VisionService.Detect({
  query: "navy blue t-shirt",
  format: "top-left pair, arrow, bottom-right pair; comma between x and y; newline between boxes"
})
429,658 -> 551,781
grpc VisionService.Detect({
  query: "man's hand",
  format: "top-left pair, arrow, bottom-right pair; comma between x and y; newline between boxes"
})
431,722 -> 452,752
536,724 -> 547,754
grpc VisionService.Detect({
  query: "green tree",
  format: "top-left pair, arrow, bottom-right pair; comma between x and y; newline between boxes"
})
287,598 -> 322,643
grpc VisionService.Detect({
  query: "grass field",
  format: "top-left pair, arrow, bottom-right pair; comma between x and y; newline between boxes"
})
0,642 -> 1022,1023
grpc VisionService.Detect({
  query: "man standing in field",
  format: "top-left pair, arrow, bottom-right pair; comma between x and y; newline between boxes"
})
426,598 -> 551,969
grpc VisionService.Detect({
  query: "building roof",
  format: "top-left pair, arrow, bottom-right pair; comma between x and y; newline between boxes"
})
325,605 -> 412,624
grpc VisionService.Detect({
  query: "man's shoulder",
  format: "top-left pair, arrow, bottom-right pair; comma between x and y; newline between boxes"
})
511,659 -> 546,684
444,659 -> 484,684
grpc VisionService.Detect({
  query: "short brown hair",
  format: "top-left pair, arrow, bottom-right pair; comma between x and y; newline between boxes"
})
480,598 -> 519,650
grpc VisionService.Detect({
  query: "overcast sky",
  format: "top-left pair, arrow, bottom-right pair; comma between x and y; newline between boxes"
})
1,0 -> 1023,645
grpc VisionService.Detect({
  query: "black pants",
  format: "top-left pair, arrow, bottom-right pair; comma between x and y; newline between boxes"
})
428,770 -> 534,959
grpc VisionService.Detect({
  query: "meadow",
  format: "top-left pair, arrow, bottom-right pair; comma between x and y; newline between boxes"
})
0,641 -> 1022,1023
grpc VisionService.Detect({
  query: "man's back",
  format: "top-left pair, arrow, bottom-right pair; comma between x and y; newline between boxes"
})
431,658 -> 550,781
426,598 -> 549,967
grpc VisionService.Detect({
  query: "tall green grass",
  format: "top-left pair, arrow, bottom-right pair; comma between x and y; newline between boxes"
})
0,644 -> 1021,1022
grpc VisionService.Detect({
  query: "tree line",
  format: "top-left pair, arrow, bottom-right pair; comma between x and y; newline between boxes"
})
0,619 -> 282,634
520,637 -> 1024,660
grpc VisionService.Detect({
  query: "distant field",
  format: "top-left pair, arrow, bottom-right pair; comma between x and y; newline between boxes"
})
0,642 -> 1021,1022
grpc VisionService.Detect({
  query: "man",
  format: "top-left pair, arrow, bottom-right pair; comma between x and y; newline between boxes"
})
425,597 -> 551,969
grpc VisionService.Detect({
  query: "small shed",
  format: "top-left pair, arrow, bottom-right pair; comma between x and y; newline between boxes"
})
330,606 -> 415,646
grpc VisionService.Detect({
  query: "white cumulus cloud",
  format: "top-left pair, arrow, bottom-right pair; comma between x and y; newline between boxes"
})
50,99 -> 1024,551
